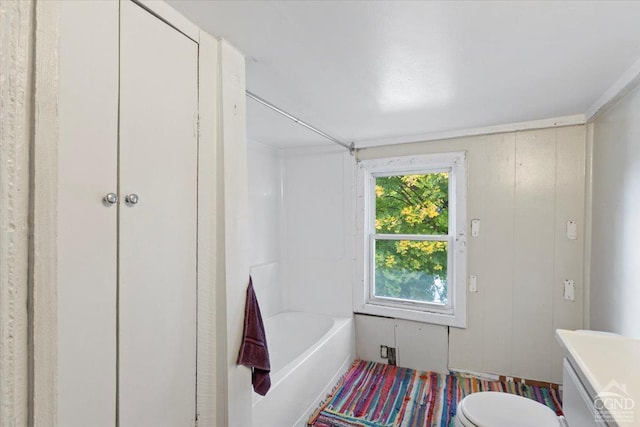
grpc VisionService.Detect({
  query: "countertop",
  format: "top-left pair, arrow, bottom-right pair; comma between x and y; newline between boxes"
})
556,329 -> 640,426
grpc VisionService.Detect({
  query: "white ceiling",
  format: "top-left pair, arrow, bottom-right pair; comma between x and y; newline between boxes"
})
168,1 -> 640,149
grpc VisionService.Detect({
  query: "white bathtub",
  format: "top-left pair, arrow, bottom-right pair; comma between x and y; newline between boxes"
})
252,311 -> 355,427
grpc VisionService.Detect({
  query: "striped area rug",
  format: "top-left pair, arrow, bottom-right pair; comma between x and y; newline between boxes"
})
308,360 -> 563,427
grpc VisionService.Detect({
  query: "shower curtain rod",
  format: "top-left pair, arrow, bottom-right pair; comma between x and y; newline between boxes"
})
245,90 -> 355,155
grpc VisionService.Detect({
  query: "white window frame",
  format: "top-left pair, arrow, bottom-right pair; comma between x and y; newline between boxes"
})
354,152 -> 467,328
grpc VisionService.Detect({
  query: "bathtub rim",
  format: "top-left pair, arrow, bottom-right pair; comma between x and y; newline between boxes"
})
252,311 -> 352,406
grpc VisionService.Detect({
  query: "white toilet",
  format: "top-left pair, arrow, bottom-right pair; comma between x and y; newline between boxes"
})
454,391 -> 565,427
454,331 -> 618,426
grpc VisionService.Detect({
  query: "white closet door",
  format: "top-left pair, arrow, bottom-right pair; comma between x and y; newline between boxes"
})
58,2 -> 119,426
119,2 -> 198,426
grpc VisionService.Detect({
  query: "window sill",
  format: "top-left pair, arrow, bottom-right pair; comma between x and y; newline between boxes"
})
355,302 -> 466,328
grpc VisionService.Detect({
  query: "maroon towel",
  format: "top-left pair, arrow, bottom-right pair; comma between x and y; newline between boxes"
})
237,277 -> 271,395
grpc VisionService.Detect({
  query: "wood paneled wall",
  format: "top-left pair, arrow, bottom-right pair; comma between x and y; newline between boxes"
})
357,125 -> 586,383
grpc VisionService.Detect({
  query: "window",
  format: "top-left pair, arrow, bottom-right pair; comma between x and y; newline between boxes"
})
355,152 -> 467,327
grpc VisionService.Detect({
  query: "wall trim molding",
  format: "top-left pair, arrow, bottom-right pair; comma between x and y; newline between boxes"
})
356,114 -> 585,149
583,123 -> 594,330
0,1 -> 34,425
132,0 -> 200,42
196,31 -> 220,427
585,57 -> 640,122
30,0 -> 60,425
219,39 -> 253,427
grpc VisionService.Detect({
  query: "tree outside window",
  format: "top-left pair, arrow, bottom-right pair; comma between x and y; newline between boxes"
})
373,173 -> 449,305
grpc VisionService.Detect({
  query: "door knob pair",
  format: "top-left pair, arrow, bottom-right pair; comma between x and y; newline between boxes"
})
103,193 -> 139,206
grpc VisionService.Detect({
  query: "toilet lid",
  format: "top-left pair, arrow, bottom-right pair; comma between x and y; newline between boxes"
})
459,392 -> 559,427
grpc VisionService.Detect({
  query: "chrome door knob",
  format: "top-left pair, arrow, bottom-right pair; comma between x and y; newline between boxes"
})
103,193 -> 118,205
125,193 -> 139,205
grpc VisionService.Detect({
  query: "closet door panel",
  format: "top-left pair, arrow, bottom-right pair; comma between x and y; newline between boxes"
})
58,2 -> 119,426
119,2 -> 198,426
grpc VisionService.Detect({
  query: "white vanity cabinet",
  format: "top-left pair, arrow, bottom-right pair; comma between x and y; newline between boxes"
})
557,330 -> 640,427
562,358 -> 603,427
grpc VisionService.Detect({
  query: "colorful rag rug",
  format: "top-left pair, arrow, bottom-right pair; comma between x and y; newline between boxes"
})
308,360 -> 563,427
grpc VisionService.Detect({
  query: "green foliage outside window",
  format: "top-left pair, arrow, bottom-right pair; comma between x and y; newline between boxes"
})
374,173 -> 449,304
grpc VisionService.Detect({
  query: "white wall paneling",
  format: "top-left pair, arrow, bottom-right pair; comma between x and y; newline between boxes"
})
510,129 -> 557,382
358,126 -> 586,383
448,137 -> 489,371
477,134 -> 516,377
395,319 -> 448,373
355,315 -> 396,365
591,84 -> 640,338
551,126 -> 586,381
355,315 -> 448,373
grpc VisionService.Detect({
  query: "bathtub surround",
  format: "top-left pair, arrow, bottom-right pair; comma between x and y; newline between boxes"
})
247,141 -> 357,426
247,142 -> 356,319
590,84 -> 640,339
248,140 -> 285,318
283,147 -> 356,318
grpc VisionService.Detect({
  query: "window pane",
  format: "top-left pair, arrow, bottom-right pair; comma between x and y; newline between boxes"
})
374,239 -> 448,304
375,173 -> 448,235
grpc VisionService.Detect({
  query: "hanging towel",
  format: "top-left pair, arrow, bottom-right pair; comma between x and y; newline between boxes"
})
237,276 -> 271,395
